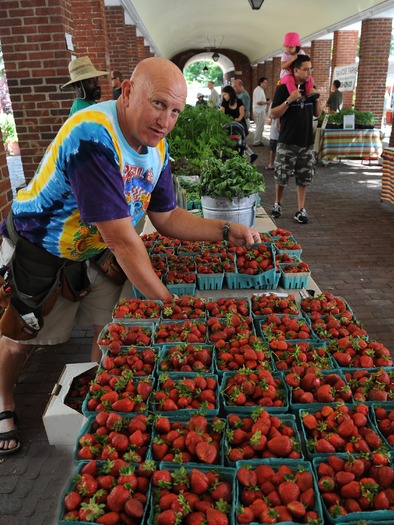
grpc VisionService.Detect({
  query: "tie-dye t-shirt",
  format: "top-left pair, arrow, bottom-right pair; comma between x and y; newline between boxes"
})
11,100 -> 176,261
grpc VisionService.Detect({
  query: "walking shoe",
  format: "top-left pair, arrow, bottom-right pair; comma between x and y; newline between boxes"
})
294,208 -> 308,224
250,154 -> 258,164
271,202 -> 281,218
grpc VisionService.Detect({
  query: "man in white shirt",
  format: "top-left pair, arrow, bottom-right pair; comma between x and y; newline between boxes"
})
252,77 -> 269,146
208,81 -> 220,108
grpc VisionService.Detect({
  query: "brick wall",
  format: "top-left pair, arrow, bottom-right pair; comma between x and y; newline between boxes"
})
356,18 -> 392,127
105,4 -> 129,79
310,39 -> 332,105
332,30 -> 359,108
125,24 -> 142,76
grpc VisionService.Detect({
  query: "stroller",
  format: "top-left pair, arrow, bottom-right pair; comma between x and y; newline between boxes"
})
223,121 -> 247,156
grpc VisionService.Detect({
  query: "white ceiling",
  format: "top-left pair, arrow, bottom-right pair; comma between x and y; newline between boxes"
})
118,0 -> 394,64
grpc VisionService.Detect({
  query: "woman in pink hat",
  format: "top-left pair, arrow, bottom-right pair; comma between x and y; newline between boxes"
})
280,32 -> 314,97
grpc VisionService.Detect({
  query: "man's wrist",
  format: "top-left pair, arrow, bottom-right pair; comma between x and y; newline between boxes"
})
222,221 -> 231,241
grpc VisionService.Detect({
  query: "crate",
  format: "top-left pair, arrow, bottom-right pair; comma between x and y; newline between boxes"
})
157,343 -> 214,374
257,313 -> 319,343
279,262 -> 311,289
197,272 -> 224,290
273,235 -> 303,258
235,458 -> 324,525
151,372 -> 220,417
97,321 -> 156,352
221,370 -> 289,414
112,298 -> 162,322
224,412 -> 304,466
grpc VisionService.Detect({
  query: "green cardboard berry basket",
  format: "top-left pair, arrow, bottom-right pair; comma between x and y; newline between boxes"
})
150,412 -> 226,465
157,343 -> 215,374
97,320 -> 157,352
197,272 -> 224,290
150,372 -> 220,417
57,460 -> 152,525
235,458 -> 324,525
279,261 -> 311,289
220,370 -> 289,414
224,412 -> 305,466
312,454 -> 394,524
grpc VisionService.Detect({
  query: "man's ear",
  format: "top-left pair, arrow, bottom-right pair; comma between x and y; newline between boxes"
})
120,79 -> 133,104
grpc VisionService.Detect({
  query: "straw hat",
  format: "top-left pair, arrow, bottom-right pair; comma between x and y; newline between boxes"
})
61,56 -> 108,89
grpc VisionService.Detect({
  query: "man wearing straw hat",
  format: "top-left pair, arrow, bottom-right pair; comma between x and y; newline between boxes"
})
0,57 -> 260,455
61,56 -> 108,115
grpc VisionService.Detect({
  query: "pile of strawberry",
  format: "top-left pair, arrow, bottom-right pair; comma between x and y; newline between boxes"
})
310,313 -> 367,341
207,315 -> 254,346
236,462 -> 321,524
112,298 -> 162,320
97,323 -> 153,349
301,292 -> 350,317
166,271 -> 196,286
285,369 -> 353,405
274,236 -> 302,253
222,368 -> 287,409
152,413 -> 225,464
155,320 -> 207,344
195,253 -> 224,274
150,255 -> 168,279
251,293 -> 300,316
151,374 -> 218,412
177,240 -> 204,255
301,403 -> 382,455
259,314 -> 314,342
158,343 -> 213,373
161,295 -> 206,320
280,261 -> 310,274
236,244 -> 275,275
151,466 -> 234,525
205,297 -> 250,318
141,231 -> 159,249
269,227 -> 293,238
76,412 -> 151,463
61,458 -> 154,524
372,405 -> 394,447
99,346 -> 157,377
225,407 -> 302,462
167,254 -> 196,272
84,373 -> 153,414
343,367 -> 394,402
275,253 -> 300,269
328,337 -> 393,368
259,232 -> 273,243
155,236 -> 182,249
314,452 -> 394,517
64,370 -> 95,412
202,241 -> 236,256
215,334 -> 272,373
272,341 -> 335,372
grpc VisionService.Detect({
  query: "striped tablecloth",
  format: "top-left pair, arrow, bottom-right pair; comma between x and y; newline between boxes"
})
381,147 -> 394,205
319,129 -> 384,161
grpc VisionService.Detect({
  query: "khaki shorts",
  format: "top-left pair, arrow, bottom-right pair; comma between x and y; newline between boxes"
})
0,238 -> 122,345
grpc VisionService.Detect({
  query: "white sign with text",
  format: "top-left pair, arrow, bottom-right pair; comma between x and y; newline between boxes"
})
333,63 -> 358,91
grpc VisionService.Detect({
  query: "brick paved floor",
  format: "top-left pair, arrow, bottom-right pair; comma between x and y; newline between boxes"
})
1,148 -> 394,524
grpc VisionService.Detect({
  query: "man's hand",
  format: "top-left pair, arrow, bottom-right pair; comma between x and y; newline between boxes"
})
288,88 -> 302,103
228,223 -> 261,248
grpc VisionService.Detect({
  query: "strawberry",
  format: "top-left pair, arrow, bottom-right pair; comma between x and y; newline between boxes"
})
190,469 -> 210,494
278,481 -> 300,505
157,509 -> 180,525
96,512 -> 122,525
195,442 -> 217,464
295,471 -> 313,492
373,491 -> 390,510
340,480 -> 361,499
64,491 -> 82,511
266,435 -> 293,457
286,500 -> 306,518
237,467 -> 257,487
237,506 -> 254,524
206,507 -> 228,525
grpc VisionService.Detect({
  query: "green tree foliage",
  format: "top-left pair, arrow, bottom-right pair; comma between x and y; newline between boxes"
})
183,62 -> 223,86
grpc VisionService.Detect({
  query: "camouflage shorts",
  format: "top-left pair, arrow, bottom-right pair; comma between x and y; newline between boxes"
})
274,143 -> 315,187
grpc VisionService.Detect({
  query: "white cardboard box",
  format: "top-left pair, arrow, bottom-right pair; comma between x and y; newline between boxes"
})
42,362 -> 97,448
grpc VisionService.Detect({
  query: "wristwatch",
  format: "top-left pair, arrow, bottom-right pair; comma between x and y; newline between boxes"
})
284,100 -> 290,106
222,221 -> 231,241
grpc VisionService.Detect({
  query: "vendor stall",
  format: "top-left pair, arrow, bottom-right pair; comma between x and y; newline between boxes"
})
381,147 -> 394,205
318,128 -> 384,161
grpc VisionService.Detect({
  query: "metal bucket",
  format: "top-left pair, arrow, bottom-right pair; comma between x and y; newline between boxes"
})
201,193 -> 258,227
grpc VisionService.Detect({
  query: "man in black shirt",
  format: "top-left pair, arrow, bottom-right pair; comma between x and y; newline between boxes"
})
270,55 -> 322,224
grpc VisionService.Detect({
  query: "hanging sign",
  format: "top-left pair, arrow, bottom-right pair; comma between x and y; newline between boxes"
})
332,63 -> 358,91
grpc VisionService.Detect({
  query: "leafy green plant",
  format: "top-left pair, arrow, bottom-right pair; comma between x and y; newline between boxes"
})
319,108 -> 375,128
0,112 -> 18,143
199,155 -> 265,200
167,105 -> 234,173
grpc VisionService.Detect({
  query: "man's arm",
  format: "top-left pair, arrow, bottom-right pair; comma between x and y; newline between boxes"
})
148,207 -> 260,248
270,87 -> 301,119
96,217 -> 172,300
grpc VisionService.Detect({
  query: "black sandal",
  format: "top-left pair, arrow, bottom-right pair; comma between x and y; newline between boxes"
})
0,410 -> 21,456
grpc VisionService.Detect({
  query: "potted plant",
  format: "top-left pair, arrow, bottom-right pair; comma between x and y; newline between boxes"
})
198,154 -> 265,227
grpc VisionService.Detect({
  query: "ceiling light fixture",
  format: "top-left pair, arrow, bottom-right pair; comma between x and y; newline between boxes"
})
248,0 -> 264,9
212,52 -> 220,62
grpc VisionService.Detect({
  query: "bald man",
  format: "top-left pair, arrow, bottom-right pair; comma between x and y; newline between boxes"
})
0,57 -> 260,455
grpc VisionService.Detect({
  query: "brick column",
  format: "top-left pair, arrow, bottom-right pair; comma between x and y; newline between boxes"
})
331,30 -> 359,108
105,4 -> 129,78
125,24 -> 141,75
356,18 -> 392,127
264,61 -> 274,99
310,39 -> 332,105
272,57 -> 282,87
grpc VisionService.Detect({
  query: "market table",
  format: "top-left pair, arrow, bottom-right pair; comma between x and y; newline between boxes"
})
317,128 -> 384,162
381,147 -> 394,205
